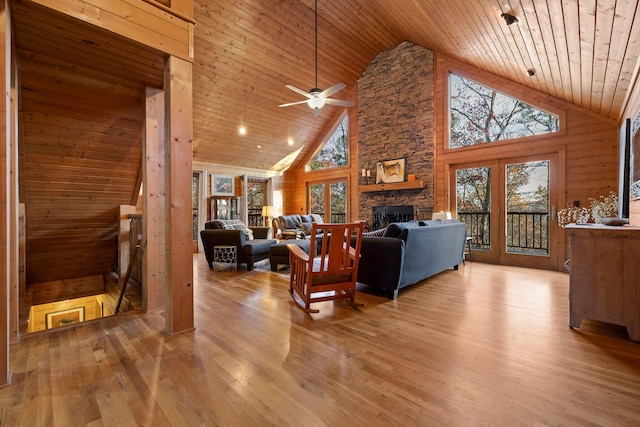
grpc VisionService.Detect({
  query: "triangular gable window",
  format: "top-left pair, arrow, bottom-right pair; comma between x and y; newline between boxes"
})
306,115 -> 348,171
449,73 -> 559,148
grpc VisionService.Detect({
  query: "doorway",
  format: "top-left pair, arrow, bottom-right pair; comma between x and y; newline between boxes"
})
451,154 -> 558,269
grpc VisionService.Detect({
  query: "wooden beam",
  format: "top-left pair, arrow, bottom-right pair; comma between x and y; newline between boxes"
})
163,55 -> 193,335
0,0 -> 10,387
8,32 -> 17,345
29,0 -> 194,61
143,86 -> 165,313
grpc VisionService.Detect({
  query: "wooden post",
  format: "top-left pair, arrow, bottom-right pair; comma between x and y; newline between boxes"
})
143,87 -> 166,312
8,31 -> 16,344
0,0 -> 10,387
163,55 -> 194,334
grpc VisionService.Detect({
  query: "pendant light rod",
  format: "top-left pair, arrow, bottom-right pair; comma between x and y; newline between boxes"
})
314,0 -> 318,89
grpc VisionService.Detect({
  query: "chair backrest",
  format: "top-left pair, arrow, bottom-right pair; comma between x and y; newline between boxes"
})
309,222 -> 364,279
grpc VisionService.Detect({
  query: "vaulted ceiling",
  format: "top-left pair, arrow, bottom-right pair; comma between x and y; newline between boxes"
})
192,0 -> 640,172
11,1 -> 640,174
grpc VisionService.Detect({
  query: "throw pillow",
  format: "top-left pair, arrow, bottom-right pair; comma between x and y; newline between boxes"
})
309,213 -> 323,223
299,222 -> 313,236
383,221 -> 420,238
363,227 -> 387,237
218,219 -> 254,240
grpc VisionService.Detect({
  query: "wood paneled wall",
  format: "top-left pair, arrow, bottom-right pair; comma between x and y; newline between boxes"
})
434,55 -> 619,268
20,51 -> 145,286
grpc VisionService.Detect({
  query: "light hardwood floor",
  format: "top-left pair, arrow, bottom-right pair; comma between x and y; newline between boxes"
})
1,255 -> 640,426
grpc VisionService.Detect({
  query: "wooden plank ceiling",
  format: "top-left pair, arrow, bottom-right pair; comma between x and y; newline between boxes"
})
193,0 -> 640,172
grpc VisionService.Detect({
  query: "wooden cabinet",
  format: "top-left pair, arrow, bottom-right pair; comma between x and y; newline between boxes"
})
566,224 -> 640,341
211,196 -> 241,220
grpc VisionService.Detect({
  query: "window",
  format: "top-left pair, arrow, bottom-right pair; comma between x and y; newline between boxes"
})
449,73 -> 559,148
306,115 -> 348,171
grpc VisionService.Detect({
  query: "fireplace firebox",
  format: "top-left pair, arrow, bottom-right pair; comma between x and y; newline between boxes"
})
372,206 -> 414,230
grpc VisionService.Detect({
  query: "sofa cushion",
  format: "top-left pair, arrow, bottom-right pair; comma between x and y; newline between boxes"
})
300,214 -> 313,223
280,215 -> 302,229
299,222 -> 313,236
243,239 -> 276,255
213,219 -> 254,240
309,213 -> 323,223
383,221 -> 420,238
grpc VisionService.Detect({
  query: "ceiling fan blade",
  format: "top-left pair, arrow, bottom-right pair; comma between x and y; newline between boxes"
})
279,99 -> 310,108
320,83 -> 345,98
325,98 -> 355,107
285,84 -> 313,98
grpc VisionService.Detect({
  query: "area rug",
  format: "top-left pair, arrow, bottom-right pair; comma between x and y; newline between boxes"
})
252,260 -> 290,279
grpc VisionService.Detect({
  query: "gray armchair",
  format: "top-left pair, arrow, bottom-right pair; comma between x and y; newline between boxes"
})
201,220 -> 276,270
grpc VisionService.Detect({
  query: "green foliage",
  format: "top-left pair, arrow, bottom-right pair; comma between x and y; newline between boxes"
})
449,73 -> 559,148
308,115 -> 349,171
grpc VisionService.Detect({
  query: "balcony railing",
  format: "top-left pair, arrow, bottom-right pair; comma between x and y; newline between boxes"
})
458,211 -> 549,255
330,212 -> 346,223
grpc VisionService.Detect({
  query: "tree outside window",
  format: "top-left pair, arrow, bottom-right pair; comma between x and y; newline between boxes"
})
449,73 -> 558,148
307,115 -> 348,171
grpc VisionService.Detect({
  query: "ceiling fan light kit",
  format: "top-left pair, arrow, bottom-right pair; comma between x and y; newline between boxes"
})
279,0 -> 354,115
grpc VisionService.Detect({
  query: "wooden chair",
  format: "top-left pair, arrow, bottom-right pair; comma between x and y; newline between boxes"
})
287,222 -> 364,313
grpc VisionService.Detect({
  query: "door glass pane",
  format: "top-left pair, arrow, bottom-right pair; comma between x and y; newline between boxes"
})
505,161 -> 550,255
192,172 -> 199,240
309,184 -> 325,217
456,167 -> 491,250
247,179 -> 266,227
330,181 -> 346,223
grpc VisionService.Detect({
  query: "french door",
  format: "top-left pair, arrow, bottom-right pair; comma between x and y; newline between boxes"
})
308,179 -> 347,223
450,154 -> 558,270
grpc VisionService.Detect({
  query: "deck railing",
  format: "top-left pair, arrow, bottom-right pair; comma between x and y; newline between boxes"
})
458,211 -> 549,255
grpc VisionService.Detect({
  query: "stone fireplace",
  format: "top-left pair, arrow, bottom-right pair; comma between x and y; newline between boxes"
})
357,41 -> 435,227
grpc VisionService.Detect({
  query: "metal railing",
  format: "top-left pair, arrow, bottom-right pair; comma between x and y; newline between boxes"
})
458,211 -> 549,255
506,212 -> 549,254
330,212 -> 346,223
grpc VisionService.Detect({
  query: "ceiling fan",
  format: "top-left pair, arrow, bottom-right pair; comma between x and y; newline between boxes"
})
279,0 -> 355,117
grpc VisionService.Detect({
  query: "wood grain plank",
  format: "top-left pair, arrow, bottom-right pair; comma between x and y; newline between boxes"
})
4,259 -> 640,425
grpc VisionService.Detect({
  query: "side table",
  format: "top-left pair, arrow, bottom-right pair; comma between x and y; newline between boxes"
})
463,236 -> 472,264
213,245 -> 237,272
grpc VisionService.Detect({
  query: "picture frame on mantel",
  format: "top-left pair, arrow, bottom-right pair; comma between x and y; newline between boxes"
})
376,158 -> 406,184
211,175 -> 235,196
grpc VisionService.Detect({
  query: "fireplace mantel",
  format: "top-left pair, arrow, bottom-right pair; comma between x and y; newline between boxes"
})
358,179 -> 425,193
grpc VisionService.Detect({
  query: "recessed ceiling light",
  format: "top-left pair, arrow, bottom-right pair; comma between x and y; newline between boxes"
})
287,138 -> 294,145
238,126 -> 247,135
526,68 -> 536,77
501,12 -> 518,25
256,144 -> 262,149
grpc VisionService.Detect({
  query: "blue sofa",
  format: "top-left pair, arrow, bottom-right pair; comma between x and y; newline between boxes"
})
357,220 -> 467,299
